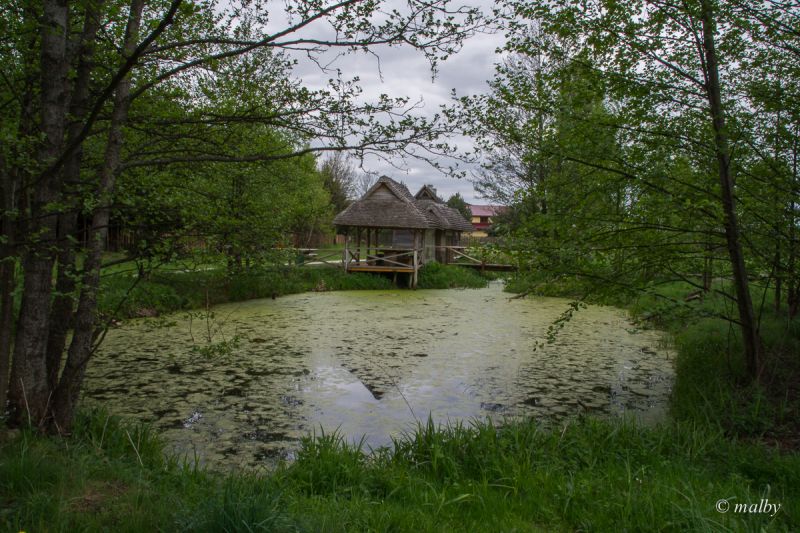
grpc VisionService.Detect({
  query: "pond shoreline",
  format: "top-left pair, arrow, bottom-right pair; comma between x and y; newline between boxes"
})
100,262 -> 492,320
3,279 -> 799,530
88,283 -> 674,469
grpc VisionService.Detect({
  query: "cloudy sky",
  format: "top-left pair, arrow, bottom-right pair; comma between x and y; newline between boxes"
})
269,1 -> 507,204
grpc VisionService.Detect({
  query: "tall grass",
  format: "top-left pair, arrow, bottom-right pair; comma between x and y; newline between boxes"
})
416,262 -> 489,289
99,266 -> 394,319
6,410 -> 794,531
0,408 -> 291,532
278,417 -> 799,531
99,262 -> 492,320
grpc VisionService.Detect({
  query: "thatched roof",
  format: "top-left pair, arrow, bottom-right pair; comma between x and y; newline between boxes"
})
333,176 -> 473,232
423,203 -> 474,232
414,185 -> 442,203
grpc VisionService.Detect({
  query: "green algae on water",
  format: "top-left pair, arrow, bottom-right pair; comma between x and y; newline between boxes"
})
85,283 -> 674,468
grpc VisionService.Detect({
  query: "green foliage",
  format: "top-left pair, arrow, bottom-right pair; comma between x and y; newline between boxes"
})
3,409 -> 798,531
669,312 -> 800,441
464,0 -> 800,385
281,417 -> 800,531
97,264 -> 398,320
417,262 -> 489,289
0,408 -> 291,532
445,192 -> 472,221
99,276 -> 186,318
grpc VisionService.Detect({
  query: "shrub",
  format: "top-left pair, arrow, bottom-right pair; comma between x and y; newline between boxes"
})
417,262 -> 488,289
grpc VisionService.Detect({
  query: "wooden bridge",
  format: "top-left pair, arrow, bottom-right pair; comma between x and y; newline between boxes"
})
297,246 -> 516,288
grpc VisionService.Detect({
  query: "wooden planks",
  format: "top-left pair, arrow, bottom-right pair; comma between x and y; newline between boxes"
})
348,265 -> 414,273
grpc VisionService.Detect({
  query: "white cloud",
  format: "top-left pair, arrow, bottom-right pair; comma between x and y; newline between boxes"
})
268,1 -> 505,204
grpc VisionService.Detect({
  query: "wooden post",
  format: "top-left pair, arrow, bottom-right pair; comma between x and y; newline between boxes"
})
366,227 -> 371,265
412,249 -> 418,288
356,227 -> 362,265
412,230 -> 419,288
343,229 -> 349,272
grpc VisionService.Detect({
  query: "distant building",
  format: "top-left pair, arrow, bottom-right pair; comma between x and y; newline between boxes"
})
468,204 -> 507,238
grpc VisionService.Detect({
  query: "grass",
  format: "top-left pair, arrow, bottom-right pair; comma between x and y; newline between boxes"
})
284,418 -> 799,531
416,262 -> 489,289
99,260 -> 491,320
99,266 -> 395,319
0,409 -> 295,532
667,314 -> 800,446
2,410 -> 798,531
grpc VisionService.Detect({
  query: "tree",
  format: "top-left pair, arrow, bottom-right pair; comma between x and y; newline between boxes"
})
0,0 -> 493,429
319,153 -> 358,213
446,192 -> 472,221
354,173 -> 379,198
468,0 -> 800,380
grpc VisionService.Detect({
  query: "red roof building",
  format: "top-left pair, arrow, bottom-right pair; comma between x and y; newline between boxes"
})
468,204 -> 507,236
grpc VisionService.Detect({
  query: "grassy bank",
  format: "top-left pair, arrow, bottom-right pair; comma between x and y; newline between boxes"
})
100,262 -> 488,319
2,410 -> 798,531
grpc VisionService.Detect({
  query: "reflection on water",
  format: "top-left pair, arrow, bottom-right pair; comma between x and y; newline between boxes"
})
85,282 -> 673,468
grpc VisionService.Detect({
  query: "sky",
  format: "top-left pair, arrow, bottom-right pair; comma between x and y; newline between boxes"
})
268,1 -> 507,204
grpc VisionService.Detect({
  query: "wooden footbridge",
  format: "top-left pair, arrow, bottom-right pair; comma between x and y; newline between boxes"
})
297,245 -> 516,288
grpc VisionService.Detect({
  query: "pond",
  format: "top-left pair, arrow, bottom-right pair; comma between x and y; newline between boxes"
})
85,282 -> 674,469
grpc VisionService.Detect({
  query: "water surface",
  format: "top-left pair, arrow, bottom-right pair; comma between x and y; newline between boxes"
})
85,283 -> 673,468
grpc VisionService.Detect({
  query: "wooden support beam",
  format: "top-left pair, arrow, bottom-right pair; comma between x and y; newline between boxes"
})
413,248 -> 418,288
366,228 -> 371,265
412,230 -> 419,289
343,229 -> 349,272
356,227 -> 362,264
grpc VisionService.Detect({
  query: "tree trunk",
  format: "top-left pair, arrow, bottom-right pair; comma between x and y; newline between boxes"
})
46,3 -> 105,392
0,150 -> 14,412
0,19 -> 39,415
50,0 -> 144,432
0,261 -> 12,414
789,130 -> 798,319
773,107 -> 783,314
700,1 -> 762,379
774,245 -> 782,313
9,0 -> 69,426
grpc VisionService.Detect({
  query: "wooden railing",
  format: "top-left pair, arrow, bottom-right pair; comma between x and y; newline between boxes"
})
294,248 -> 345,267
433,245 -> 516,271
295,246 -> 512,271
436,246 -> 482,266
343,248 -> 420,271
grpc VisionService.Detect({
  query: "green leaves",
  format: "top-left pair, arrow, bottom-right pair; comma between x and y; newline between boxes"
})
464,0 -> 800,336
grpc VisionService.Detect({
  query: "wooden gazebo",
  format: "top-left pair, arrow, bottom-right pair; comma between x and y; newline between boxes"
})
333,176 -> 473,287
